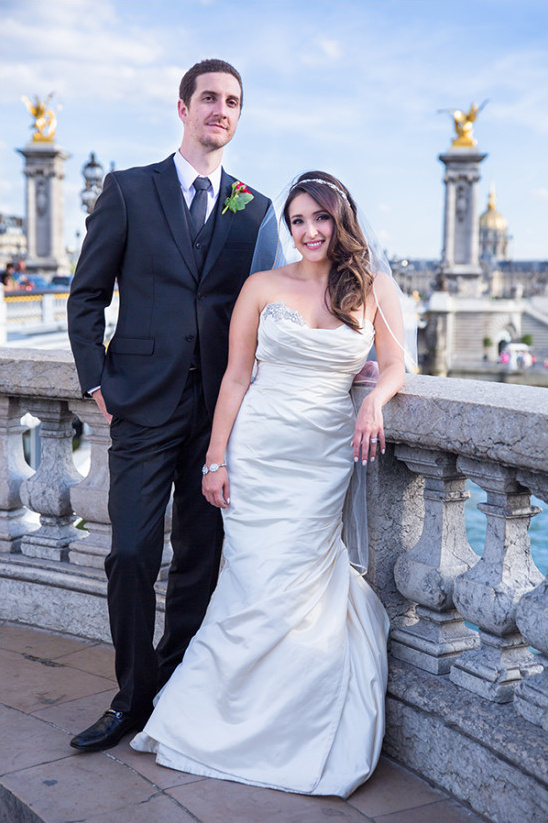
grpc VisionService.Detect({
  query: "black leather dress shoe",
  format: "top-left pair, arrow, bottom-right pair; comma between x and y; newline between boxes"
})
70,709 -> 145,752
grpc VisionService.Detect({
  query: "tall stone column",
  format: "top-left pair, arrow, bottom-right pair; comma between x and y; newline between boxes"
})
17,142 -> 71,276
438,147 -> 487,297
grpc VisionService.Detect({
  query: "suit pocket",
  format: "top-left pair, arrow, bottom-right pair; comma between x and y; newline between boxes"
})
108,336 -> 155,355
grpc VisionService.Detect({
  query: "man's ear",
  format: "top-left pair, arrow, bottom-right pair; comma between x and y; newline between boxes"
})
177,99 -> 188,125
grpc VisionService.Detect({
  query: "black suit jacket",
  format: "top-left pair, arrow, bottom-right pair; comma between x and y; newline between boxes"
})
68,155 -> 271,427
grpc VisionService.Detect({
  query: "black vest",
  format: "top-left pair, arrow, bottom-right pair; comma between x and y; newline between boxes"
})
183,197 -> 217,277
183,199 -> 218,367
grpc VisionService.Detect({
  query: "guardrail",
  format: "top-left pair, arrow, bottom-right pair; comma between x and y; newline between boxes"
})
0,349 -> 546,823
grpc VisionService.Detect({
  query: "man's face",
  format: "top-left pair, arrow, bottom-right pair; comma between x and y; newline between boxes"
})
178,72 -> 241,151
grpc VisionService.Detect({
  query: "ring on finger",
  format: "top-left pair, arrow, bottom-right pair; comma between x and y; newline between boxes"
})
370,437 -> 378,443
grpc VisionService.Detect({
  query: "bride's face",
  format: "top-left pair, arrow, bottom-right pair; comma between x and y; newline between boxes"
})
288,193 -> 334,262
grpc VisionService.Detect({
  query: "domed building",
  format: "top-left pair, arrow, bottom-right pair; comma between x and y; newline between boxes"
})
479,184 -> 509,261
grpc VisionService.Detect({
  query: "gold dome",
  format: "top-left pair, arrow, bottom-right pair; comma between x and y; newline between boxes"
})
479,184 -> 507,230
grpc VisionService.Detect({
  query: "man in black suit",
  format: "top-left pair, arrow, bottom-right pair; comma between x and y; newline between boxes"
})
67,59 -> 271,751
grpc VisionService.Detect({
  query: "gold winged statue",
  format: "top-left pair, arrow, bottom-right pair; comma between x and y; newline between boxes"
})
21,92 -> 57,141
438,100 -> 488,148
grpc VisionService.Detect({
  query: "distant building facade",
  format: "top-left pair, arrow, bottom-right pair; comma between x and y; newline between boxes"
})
0,214 -> 27,269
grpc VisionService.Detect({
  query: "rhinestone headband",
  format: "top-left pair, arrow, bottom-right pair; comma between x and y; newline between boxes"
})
293,178 -> 349,204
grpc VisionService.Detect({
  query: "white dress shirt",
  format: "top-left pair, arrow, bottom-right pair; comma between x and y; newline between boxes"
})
173,150 -> 222,221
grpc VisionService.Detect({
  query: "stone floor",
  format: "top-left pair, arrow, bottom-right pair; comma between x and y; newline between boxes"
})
0,621 -> 488,823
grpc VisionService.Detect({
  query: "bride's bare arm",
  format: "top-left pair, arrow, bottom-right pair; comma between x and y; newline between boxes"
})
352,274 -> 406,465
202,276 -> 265,509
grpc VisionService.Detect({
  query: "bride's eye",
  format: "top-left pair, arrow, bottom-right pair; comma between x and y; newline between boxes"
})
291,217 -> 303,226
317,213 -> 331,222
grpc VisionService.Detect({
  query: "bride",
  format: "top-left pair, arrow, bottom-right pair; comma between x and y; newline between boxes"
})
131,171 -> 408,798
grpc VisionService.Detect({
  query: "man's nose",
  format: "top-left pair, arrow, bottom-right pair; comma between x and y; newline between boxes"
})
214,100 -> 230,119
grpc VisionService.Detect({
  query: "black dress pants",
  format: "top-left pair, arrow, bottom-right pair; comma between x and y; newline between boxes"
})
105,370 -> 223,718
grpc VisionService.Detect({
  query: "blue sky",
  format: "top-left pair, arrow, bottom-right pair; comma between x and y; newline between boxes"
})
1,0 -> 547,259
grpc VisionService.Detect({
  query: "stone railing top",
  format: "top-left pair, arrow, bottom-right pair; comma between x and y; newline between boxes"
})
1,349 -> 546,475
0,347 -> 80,400
354,374 -> 547,475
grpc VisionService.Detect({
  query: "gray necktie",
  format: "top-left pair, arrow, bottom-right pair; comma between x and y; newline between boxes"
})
189,177 -> 211,237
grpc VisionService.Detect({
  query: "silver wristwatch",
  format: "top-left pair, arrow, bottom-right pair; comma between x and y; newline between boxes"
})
202,462 -> 226,476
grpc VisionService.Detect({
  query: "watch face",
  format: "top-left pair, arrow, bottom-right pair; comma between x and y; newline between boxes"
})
209,463 -> 220,472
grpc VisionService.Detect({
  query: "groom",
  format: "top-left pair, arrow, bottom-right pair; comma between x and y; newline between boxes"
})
67,59 -> 271,751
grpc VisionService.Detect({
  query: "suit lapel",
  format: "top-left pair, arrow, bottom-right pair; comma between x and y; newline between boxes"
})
201,169 -> 236,283
152,155 -> 199,283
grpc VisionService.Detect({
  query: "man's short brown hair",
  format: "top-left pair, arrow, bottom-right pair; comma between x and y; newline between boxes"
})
179,59 -> 243,108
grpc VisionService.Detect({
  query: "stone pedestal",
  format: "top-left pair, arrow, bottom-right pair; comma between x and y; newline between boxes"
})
438,147 -> 487,297
17,141 -> 71,276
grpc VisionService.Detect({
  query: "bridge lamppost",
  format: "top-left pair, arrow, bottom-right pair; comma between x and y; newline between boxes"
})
80,152 -> 104,214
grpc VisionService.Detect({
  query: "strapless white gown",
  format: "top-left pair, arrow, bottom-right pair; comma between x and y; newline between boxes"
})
131,302 -> 390,798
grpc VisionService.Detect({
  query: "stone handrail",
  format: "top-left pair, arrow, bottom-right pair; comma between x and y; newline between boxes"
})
0,348 -> 546,823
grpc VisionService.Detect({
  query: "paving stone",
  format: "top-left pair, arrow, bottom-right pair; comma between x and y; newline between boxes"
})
114,738 -> 210,790
373,798 -> 487,822
83,792 -> 198,822
0,624 -> 495,823
1,752 -> 157,823
347,756 -> 445,816
56,643 -> 115,680
0,705 -> 72,775
168,776 -> 370,822
0,621 -> 92,658
0,645 -> 114,713
32,687 -> 118,735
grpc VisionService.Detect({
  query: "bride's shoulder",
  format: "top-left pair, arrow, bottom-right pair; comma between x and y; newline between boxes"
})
242,265 -> 295,303
371,271 -> 400,302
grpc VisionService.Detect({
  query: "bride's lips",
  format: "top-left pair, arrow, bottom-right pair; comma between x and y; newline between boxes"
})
304,240 -> 324,249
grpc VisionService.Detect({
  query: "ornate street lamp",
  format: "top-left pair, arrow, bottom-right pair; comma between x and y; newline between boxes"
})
80,152 -> 104,214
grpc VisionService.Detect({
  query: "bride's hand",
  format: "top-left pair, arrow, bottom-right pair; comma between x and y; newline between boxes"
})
202,468 -> 230,509
352,393 -> 385,465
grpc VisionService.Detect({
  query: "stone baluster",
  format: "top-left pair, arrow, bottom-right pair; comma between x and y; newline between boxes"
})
514,573 -> 548,730
513,468 -> 548,730
68,399 -> 112,567
19,398 -> 82,561
450,458 -> 543,702
391,446 -> 479,673
0,396 -> 35,553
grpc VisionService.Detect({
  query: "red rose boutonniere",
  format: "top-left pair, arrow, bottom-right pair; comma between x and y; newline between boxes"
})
222,181 -> 254,214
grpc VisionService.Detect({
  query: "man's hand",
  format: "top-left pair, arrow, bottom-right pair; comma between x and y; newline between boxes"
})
91,388 -> 113,424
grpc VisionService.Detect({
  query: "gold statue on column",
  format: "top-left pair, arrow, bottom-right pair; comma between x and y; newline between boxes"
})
21,92 -> 58,142
438,100 -> 488,148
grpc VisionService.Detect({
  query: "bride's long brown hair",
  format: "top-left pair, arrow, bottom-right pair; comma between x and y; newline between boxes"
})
283,171 -> 373,331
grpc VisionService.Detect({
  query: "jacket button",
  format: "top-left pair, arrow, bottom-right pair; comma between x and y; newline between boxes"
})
197,292 -> 204,300
186,334 -> 195,342
195,242 -> 201,249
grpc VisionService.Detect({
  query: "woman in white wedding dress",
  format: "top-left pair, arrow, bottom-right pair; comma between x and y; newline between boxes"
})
131,172 -> 407,798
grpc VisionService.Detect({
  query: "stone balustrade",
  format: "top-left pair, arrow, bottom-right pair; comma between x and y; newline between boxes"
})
0,348 -> 546,823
